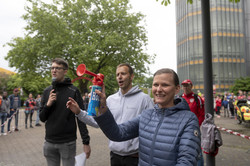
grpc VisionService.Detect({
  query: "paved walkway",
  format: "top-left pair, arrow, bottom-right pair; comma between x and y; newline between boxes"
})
0,109 -> 250,166
0,109 -> 109,166
212,114 -> 250,166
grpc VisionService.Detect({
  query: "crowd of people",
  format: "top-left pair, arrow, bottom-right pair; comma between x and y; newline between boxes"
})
214,90 -> 250,118
0,89 -> 42,136
39,58 -> 201,165
1,57 -> 249,166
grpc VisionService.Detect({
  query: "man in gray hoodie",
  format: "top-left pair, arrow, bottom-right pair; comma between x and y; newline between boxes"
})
107,63 -> 154,166
67,63 -> 154,165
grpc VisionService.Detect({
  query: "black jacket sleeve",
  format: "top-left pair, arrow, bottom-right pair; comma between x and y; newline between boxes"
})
75,88 -> 90,145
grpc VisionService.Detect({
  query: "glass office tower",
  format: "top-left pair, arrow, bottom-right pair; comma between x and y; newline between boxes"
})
176,0 -> 248,93
244,0 -> 250,76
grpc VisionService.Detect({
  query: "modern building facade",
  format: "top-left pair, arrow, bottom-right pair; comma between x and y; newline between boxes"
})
176,0 -> 249,93
243,0 -> 250,76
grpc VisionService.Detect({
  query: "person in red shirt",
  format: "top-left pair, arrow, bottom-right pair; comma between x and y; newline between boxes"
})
181,79 -> 205,126
24,93 -> 36,129
181,79 -> 205,166
215,95 -> 222,116
237,90 -> 245,100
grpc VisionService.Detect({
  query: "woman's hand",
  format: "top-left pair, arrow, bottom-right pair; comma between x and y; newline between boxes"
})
95,85 -> 108,114
66,97 -> 81,115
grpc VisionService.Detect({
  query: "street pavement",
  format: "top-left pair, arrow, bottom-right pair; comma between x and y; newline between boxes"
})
212,114 -> 250,166
0,109 -> 110,166
0,109 -> 250,166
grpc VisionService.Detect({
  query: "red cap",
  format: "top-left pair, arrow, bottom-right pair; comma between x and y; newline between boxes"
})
13,88 -> 19,92
181,79 -> 192,85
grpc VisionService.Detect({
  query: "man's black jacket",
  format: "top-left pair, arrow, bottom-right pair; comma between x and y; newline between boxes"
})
40,78 -> 90,145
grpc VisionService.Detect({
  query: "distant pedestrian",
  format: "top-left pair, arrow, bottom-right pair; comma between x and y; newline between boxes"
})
222,96 -> 229,117
233,96 -> 238,115
228,95 -> 235,118
82,94 -> 89,111
247,92 -> 250,101
35,94 -> 41,126
237,90 -> 244,100
25,93 -> 36,129
215,95 -> 222,116
8,88 -> 21,132
0,91 -> 10,135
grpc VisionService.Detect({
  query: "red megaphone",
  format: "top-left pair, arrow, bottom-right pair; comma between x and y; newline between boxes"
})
77,64 -> 97,77
76,64 -> 104,86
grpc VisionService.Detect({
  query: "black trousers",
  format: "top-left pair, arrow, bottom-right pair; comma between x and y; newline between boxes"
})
25,112 -> 33,126
229,107 -> 234,116
110,151 -> 138,166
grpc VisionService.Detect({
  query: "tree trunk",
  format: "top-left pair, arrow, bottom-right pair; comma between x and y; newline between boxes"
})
78,79 -> 91,95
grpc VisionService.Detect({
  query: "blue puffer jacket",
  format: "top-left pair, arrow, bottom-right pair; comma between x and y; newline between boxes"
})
95,98 -> 201,166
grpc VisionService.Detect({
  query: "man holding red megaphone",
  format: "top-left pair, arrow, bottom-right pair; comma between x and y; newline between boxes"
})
39,58 -> 91,166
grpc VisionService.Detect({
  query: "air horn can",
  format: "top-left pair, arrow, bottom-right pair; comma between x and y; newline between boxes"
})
76,64 -> 104,116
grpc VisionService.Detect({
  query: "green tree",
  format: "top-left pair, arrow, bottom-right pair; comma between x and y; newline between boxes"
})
5,0 -> 154,96
230,77 -> 250,95
0,72 -> 12,94
135,75 -> 153,89
139,76 -> 153,98
6,73 -> 50,96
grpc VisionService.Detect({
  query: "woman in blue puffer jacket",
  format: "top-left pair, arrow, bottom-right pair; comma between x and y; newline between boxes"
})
67,68 -> 201,166
94,68 -> 201,166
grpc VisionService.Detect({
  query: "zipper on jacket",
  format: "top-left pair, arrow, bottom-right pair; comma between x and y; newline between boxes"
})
149,108 -> 165,165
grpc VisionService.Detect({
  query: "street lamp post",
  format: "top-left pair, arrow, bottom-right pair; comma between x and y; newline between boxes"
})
201,0 -> 215,166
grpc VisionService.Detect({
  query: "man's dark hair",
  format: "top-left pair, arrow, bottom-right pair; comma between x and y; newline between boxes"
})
117,63 -> 134,75
153,68 -> 179,86
52,58 -> 69,70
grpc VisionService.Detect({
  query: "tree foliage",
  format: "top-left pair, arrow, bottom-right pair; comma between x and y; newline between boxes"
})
0,72 -> 12,94
5,0 -> 154,96
156,0 -> 193,6
230,77 -> 250,94
135,75 -> 153,89
6,73 -> 50,96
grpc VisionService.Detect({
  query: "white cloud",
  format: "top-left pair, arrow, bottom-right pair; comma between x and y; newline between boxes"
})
0,0 -> 176,74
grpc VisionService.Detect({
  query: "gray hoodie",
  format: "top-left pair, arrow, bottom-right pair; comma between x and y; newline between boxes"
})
106,85 -> 154,156
0,97 -> 10,114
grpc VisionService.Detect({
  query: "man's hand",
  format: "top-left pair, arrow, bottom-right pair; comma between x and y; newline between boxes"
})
95,85 -> 107,114
83,144 -> 91,159
66,97 -> 81,115
46,89 -> 56,107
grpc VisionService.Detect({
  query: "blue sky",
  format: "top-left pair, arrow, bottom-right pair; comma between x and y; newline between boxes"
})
0,0 -> 176,74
